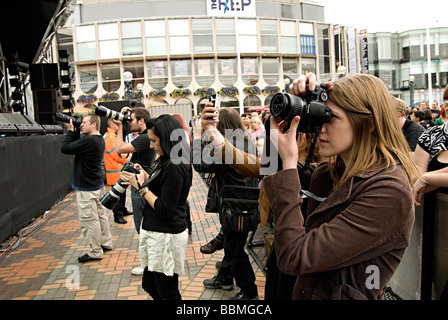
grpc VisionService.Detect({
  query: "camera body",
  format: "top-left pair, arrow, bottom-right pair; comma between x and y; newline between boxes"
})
207,93 -> 221,121
95,105 -> 132,124
54,112 -> 83,128
270,83 -> 332,134
100,162 -> 140,210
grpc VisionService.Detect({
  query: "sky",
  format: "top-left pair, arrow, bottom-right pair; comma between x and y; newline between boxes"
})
314,0 -> 446,33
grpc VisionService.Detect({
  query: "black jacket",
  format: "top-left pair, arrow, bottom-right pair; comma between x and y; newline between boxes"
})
191,134 -> 258,201
141,159 -> 192,234
60,130 -> 105,190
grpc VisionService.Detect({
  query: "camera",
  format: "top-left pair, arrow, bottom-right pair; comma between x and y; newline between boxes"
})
270,83 -> 332,134
100,162 -> 140,210
95,105 -> 132,124
54,112 -> 83,128
207,94 -> 221,121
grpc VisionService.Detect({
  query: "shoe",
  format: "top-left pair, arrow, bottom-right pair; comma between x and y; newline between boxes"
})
200,238 -> 223,254
101,245 -> 113,252
114,217 -> 127,224
131,266 -> 144,276
203,277 -> 233,291
78,253 -> 102,263
123,211 -> 133,216
228,291 -> 259,300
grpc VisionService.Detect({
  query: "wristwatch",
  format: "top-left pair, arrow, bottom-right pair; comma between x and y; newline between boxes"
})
139,187 -> 149,197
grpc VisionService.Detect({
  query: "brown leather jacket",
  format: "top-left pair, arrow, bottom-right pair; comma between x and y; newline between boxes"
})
262,162 -> 414,300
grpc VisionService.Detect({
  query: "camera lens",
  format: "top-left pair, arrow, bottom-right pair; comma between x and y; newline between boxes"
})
270,93 -> 305,121
95,106 -> 124,122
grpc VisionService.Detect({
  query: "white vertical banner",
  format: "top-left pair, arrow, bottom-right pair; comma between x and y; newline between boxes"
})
207,0 -> 257,17
347,27 -> 357,74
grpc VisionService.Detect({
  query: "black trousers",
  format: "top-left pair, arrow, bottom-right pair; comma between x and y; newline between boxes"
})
142,268 -> 181,300
112,192 -> 129,220
216,228 -> 258,296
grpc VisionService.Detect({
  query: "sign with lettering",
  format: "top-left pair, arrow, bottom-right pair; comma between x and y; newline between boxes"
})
207,0 -> 257,17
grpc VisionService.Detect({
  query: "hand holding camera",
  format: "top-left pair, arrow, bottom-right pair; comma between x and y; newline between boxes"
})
121,163 -> 146,189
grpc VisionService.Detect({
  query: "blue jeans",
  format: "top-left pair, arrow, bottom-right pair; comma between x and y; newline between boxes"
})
131,187 -> 146,234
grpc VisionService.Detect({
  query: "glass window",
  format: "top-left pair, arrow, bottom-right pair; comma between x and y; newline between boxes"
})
299,23 -> 314,36
100,63 -> 121,92
216,19 -> 236,53
280,21 -> 297,54
192,19 -> 213,53
317,24 -> 331,79
262,58 -> 279,85
243,95 -> 261,108
78,64 -> 98,94
98,23 -> 118,40
242,57 -> 259,85
121,21 -> 143,56
238,19 -> 258,53
171,59 -> 192,88
195,59 -> 215,87
169,19 -> 190,55
300,35 -> 315,55
76,25 -> 95,42
145,20 -> 167,56
301,58 -> 316,75
77,42 -> 96,61
98,23 -> 119,59
76,25 -> 96,61
283,58 -> 299,81
218,58 -> 238,86
123,61 -> 145,89
260,20 -> 278,53
147,60 -> 168,89
221,96 -> 239,110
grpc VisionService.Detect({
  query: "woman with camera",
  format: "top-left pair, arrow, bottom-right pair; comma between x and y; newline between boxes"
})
201,73 -> 421,300
192,108 -> 259,300
121,114 -> 192,300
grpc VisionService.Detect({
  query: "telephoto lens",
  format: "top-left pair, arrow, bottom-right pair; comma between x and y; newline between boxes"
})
100,162 -> 140,209
54,112 -> 83,128
95,106 -> 132,124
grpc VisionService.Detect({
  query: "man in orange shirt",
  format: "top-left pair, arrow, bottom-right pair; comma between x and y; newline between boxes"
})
104,119 -> 132,224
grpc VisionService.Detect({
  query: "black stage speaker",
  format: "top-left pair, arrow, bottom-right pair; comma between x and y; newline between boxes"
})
33,89 -> 63,125
30,63 -> 60,91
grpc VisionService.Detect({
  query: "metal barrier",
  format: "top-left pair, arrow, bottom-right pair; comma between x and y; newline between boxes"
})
388,191 -> 448,300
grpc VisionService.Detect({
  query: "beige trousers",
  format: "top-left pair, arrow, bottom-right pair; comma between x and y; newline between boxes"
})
76,187 -> 112,259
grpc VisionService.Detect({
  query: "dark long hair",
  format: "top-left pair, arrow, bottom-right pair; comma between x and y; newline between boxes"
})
146,114 -> 190,164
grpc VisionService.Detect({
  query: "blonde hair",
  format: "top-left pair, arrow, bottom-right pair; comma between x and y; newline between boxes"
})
327,74 -> 420,190
392,96 -> 406,117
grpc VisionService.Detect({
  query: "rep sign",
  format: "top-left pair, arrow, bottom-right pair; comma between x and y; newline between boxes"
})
207,0 -> 257,17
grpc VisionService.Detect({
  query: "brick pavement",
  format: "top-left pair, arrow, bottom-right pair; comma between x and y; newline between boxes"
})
0,170 -> 269,300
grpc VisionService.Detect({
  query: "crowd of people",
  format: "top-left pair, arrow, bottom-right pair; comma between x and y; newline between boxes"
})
60,73 -> 448,300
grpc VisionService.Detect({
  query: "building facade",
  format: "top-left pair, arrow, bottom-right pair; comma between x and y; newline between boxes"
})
57,0 -> 363,117
367,27 -> 448,107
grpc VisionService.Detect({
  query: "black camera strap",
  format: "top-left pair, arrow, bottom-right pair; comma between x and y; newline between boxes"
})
138,159 -> 163,190
302,127 -> 321,171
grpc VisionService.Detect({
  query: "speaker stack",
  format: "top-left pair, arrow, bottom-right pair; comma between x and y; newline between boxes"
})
30,63 -> 63,125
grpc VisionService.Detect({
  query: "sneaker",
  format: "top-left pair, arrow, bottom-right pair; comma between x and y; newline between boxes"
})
203,277 -> 233,291
228,291 -> 259,300
200,238 -> 224,254
131,266 -> 144,276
